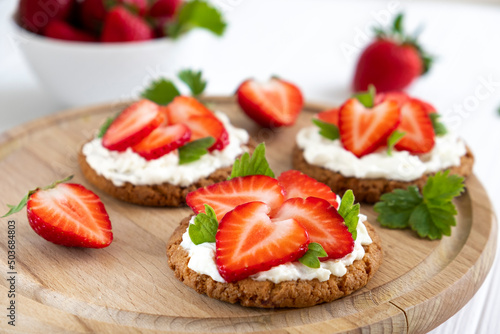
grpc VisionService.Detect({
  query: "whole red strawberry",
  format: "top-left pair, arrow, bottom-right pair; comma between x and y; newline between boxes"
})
44,21 -> 97,42
353,13 -> 433,93
79,0 -> 148,34
101,7 -> 153,42
18,0 -> 74,34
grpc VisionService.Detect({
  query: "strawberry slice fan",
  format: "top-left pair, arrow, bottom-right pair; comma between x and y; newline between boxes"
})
186,170 -> 356,282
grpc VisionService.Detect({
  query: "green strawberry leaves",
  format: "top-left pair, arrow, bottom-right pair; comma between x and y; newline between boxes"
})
374,170 -> 465,239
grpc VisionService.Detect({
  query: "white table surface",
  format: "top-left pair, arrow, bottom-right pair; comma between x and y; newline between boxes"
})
1,0 -> 499,332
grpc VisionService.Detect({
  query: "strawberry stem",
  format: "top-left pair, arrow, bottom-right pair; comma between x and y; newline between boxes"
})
2,176 -> 74,217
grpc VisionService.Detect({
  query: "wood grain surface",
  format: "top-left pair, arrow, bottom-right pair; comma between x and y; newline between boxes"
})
0,97 -> 497,334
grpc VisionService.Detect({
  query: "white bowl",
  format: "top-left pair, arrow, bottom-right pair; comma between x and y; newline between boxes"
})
11,18 -> 203,107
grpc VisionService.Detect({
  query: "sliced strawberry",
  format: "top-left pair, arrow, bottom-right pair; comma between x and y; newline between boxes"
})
102,99 -> 163,152
412,98 -> 436,114
216,201 -> 309,282
236,77 -> 304,127
27,183 -> 113,248
164,96 -> 213,125
273,197 -> 354,260
375,91 -> 409,107
132,123 -> 190,160
339,98 -> 400,158
277,170 -> 338,209
394,100 -> 435,154
186,175 -> 285,221
182,115 -> 229,151
315,107 -> 339,126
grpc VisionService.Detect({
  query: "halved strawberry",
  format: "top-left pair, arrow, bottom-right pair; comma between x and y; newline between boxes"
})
236,77 -> 304,128
102,99 -> 163,152
164,96 -> 213,125
315,107 -> 339,126
273,197 -> 354,260
277,170 -> 338,209
132,123 -> 191,160
216,201 -> 309,282
339,98 -> 400,158
27,183 -> 113,248
186,175 -> 285,221
182,115 -> 229,151
394,100 -> 435,154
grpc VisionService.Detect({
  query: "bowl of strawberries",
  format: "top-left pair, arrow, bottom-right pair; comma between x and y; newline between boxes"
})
12,0 -> 226,106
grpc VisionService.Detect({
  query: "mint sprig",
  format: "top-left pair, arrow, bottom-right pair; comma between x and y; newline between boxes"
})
229,143 -> 275,179
2,176 -> 74,217
337,190 -> 360,240
312,118 -> 339,140
353,84 -> 376,107
178,69 -> 207,96
168,0 -> 227,39
298,243 -> 327,268
374,171 -> 465,239
141,78 -> 181,106
387,130 -> 406,156
178,137 -> 215,165
97,114 -> 118,138
188,204 -> 218,244
429,113 -> 447,136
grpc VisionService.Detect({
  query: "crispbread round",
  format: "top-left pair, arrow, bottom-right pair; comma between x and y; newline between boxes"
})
166,216 -> 383,308
292,145 -> 474,203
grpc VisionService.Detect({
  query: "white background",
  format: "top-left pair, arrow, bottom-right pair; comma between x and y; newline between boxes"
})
1,0 -> 499,332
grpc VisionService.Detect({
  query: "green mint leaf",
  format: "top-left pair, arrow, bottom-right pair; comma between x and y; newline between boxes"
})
178,137 -> 215,165
429,113 -> 447,136
178,69 -> 207,96
229,143 -> 275,179
188,204 -> 219,245
168,0 -> 227,39
375,171 -> 465,239
393,13 -> 404,35
97,114 -> 117,138
2,175 -> 74,217
387,130 -> 406,156
338,190 -> 360,240
312,119 -> 340,140
422,170 -> 464,203
353,84 -> 376,108
298,242 -> 327,269
497,106 -> 500,116
141,78 -> 180,106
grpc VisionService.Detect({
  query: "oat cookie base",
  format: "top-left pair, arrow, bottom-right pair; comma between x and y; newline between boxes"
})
292,145 -> 474,203
166,217 -> 383,308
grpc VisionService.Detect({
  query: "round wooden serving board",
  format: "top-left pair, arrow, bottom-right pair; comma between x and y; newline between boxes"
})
0,97 -> 497,334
